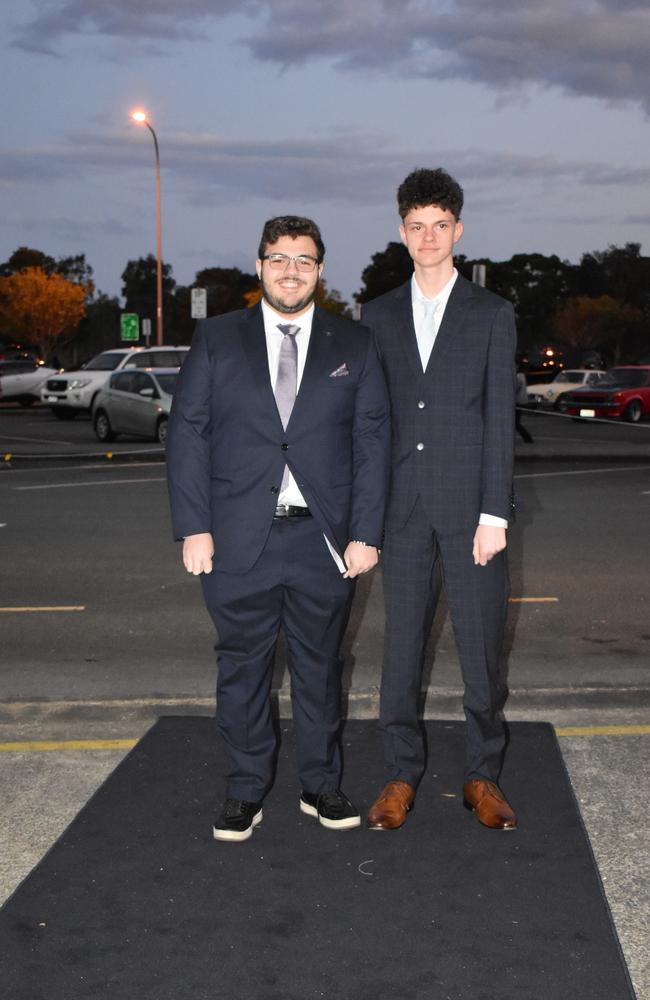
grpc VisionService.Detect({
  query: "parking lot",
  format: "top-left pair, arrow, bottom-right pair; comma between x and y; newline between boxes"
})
1,403 -> 649,995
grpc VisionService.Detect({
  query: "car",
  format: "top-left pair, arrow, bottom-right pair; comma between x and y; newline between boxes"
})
0,359 -> 59,407
40,345 -> 189,419
527,369 -> 606,409
93,367 -> 179,444
562,366 -> 650,422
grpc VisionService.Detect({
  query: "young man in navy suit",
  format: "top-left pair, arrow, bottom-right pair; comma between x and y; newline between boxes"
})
167,216 -> 390,841
362,169 -> 518,831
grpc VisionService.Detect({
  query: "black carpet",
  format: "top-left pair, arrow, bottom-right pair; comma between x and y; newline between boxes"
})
1,719 -> 635,1000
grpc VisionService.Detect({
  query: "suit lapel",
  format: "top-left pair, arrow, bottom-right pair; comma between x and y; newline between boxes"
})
239,304 -> 283,426
390,281 -> 423,380
424,272 -> 475,374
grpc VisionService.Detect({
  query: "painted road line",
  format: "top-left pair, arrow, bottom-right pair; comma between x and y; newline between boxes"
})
0,606 -> 85,613
515,465 -> 650,480
509,597 -> 559,603
556,725 -> 650,737
0,739 -> 137,752
14,477 -> 166,490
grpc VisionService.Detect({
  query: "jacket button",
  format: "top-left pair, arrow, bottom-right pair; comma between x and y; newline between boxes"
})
281,443 -> 288,451
418,400 -> 425,409
416,442 -> 424,451
270,486 -> 279,494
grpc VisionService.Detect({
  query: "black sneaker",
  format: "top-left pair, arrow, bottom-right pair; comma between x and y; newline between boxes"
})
213,798 -> 263,842
300,789 -> 361,830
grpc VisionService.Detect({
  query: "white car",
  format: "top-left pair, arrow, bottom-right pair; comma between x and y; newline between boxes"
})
527,369 -> 606,409
93,368 -> 178,444
40,345 -> 189,419
0,360 -> 58,407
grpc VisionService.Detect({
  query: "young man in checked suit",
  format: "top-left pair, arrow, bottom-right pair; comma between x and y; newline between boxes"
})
166,216 -> 390,842
362,169 -> 518,831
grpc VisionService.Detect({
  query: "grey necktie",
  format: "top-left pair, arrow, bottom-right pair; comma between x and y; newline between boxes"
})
419,298 -> 442,370
274,323 -> 300,491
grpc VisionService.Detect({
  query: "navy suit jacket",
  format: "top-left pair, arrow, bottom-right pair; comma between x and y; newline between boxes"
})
166,303 -> 391,574
362,274 -> 516,534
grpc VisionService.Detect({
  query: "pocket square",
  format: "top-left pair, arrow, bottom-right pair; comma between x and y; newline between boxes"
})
329,363 -> 349,378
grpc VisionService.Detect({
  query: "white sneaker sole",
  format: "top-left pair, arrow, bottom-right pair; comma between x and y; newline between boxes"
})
300,799 -> 361,830
213,808 -> 263,842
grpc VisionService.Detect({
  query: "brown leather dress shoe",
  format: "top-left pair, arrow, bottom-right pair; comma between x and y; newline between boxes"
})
463,779 -> 517,830
367,780 -> 416,830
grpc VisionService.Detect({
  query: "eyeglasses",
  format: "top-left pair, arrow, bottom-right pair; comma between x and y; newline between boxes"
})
261,253 -> 320,273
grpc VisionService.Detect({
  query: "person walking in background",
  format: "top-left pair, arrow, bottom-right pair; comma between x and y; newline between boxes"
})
362,168 -> 518,832
166,216 -> 390,842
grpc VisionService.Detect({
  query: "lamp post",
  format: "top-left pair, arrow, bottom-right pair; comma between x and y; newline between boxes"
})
131,109 -> 163,346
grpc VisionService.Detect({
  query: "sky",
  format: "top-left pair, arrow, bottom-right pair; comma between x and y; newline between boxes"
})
2,0 -> 650,311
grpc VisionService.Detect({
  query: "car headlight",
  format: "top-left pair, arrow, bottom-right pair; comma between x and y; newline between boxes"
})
68,379 -> 92,389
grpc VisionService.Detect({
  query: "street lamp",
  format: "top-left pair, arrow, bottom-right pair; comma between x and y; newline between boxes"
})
131,109 -> 163,345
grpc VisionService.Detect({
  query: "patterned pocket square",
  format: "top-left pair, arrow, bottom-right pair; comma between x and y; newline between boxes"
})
329,363 -> 349,378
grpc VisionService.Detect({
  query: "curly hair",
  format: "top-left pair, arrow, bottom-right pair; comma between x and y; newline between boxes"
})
397,168 -> 464,221
258,216 -> 325,262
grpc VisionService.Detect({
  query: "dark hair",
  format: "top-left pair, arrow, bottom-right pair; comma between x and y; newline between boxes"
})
258,216 -> 325,262
397,168 -> 464,221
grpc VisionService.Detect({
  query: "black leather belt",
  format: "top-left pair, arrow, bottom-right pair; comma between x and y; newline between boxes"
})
273,504 -> 312,519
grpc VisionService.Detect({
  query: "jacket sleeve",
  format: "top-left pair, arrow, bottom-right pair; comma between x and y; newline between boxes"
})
349,330 -> 391,547
166,321 -> 213,540
480,301 -> 516,521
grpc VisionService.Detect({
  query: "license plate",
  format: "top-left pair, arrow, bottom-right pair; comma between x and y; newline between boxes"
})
579,408 -> 596,418
46,395 -> 59,402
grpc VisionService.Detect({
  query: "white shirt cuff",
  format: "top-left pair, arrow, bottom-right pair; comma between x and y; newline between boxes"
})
479,513 -> 508,528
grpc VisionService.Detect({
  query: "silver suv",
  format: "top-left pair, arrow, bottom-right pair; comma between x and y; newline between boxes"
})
40,346 -> 189,419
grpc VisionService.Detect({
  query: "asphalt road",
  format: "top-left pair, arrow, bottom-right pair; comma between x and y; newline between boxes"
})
1,404 -> 649,997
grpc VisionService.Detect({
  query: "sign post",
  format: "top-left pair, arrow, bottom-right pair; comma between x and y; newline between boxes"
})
120,313 -> 139,342
191,288 -> 207,319
142,318 -> 152,347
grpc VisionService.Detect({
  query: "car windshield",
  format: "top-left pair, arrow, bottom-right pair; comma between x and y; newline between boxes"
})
554,371 -> 583,383
154,373 -> 178,395
594,369 -> 649,388
81,352 -> 129,371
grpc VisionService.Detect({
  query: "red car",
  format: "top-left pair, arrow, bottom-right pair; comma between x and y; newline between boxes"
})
563,366 -> 650,423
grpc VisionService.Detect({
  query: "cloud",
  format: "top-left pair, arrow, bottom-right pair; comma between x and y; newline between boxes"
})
2,128 -> 649,207
13,1 -> 650,113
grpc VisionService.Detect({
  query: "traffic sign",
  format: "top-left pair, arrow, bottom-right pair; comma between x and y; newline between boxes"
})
120,313 -> 139,342
191,288 -> 207,319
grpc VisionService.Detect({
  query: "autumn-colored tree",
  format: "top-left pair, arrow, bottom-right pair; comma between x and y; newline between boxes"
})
244,278 -> 349,316
0,267 -> 87,359
553,295 -> 642,365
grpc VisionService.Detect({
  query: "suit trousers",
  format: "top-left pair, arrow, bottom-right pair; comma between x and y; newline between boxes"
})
200,516 -> 354,801
379,497 -> 510,785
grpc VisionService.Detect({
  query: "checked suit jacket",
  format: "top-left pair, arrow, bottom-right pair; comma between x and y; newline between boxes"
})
166,303 -> 391,574
362,273 -> 517,535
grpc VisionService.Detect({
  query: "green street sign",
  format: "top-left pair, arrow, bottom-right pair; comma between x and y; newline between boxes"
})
120,313 -> 139,342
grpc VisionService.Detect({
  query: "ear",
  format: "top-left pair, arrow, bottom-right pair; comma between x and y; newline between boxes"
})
453,221 -> 464,245
255,259 -> 262,279
399,223 -> 407,246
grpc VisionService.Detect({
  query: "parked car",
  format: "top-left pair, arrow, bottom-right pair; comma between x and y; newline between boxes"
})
562,366 -> 650,422
0,359 -> 58,407
527,369 -> 606,409
93,368 -> 179,443
40,346 -> 189,419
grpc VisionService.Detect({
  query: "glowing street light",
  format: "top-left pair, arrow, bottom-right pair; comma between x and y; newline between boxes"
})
131,108 -> 163,345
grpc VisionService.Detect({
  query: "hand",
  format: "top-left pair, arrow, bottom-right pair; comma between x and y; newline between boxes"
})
343,542 -> 379,579
183,532 -> 214,575
472,524 -> 507,566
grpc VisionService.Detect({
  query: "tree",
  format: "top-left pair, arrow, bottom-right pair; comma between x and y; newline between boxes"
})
0,267 -> 87,359
0,247 -> 56,276
356,242 -> 412,303
194,267 -> 259,316
121,255 -> 175,339
553,295 -> 642,365
243,278 -> 349,315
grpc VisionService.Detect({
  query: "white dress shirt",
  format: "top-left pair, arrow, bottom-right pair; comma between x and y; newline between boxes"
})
410,273 -> 507,530
261,298 -> 347,571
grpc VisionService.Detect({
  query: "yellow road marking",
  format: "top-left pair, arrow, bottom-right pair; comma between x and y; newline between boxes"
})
0,739 -> 137,752
0,606 -> 85,613
556,725 -> 650,737
509,597 -> 559,603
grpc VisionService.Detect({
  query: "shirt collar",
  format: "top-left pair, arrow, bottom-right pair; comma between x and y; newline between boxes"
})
411,269 -> 458,309
261,298 -> 315,334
